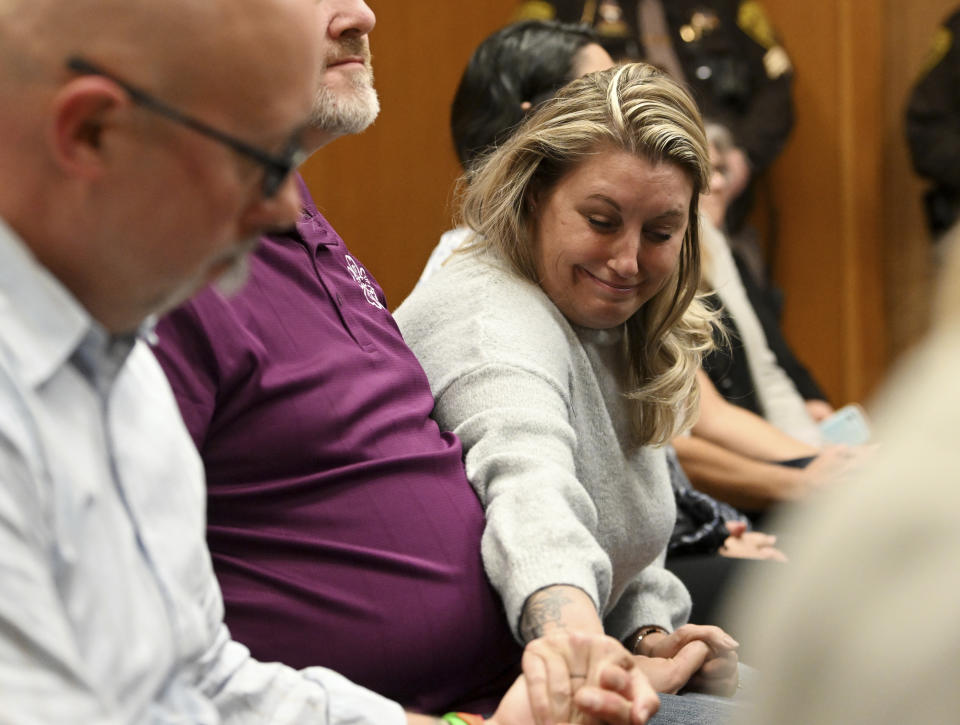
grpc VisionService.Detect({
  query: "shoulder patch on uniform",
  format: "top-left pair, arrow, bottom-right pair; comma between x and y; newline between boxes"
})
763,45 -> 792,79
921,26 -> 953,76
514,0 -> 557,21
737,0 -> 777,50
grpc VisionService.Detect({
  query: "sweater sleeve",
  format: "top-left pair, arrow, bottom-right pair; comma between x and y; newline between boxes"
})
396,260 -> 618,641
396,254 -> 694,641
433,354 -> 692,641
437,359 -> 614,641
604,551 -> 692,639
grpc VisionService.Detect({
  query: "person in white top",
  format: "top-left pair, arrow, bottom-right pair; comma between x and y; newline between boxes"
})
674,126 -> 868,514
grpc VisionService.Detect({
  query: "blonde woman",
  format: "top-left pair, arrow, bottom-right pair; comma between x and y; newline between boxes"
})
396,63 -> 739,699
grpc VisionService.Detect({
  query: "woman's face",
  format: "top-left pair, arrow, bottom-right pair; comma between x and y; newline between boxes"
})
531,147 -> 693,330
700,139 -> 729,228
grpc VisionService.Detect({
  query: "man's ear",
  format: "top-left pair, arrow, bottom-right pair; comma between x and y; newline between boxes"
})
48,77 -> 127,179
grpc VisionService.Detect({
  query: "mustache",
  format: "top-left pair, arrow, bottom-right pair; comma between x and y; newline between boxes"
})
325,37 -> 371,67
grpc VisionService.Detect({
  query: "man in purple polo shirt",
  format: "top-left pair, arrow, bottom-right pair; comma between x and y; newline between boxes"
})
152,0 -> 522,715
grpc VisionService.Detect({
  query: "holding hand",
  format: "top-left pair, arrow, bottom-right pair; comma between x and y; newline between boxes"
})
800,444 -> 874,492
720,521 -> 787,562
632,624 -> 739,696
804,398 -> 834,422
488,631 -> 660,725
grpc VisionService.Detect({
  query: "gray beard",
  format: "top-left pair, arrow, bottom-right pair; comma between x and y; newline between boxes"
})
212,252 -> 251,298
310,71 -> 380,136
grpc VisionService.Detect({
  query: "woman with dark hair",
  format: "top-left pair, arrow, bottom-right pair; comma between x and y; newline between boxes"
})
449,19 -> 611,169
416,21 -> 613,287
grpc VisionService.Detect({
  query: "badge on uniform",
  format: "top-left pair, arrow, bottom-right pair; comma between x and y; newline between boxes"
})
921,26 -> 953,76
763,46 -> 791,79
737,0 -> 792,78
514,0 -> 557,21
737,0 -> 776,48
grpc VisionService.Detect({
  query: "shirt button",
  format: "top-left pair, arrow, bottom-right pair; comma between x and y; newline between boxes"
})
336,293 -> 344,305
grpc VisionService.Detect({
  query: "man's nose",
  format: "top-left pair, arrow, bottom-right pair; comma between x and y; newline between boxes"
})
329,0 -> 376,39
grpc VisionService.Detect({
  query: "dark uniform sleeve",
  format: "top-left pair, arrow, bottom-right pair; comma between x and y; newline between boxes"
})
712,0 -> 793,173
515,0 -> 642,59
906,11 -> 960,192
518,1 -> 794,172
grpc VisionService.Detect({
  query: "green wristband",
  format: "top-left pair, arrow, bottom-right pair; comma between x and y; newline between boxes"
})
441,713 -> 483,725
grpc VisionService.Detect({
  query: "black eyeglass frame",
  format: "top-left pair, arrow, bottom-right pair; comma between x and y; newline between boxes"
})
66,56 -> 306,198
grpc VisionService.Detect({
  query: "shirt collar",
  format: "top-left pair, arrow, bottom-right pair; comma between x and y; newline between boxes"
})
0,217 -> 141,391
70,325 -> 139,398
293,173 -> 339,252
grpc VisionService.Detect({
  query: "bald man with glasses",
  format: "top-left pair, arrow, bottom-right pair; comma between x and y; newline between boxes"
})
66,56 -> 309,199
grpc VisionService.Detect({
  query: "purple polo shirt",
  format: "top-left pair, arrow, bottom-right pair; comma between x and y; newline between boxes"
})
153,178 -> 521,714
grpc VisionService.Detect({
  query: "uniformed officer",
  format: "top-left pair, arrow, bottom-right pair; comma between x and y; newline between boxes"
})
906,8 -> 960,239
516,0 -> 794,233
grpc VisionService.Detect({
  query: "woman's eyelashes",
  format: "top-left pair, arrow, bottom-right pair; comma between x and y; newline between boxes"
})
584,208 -> 681,243
644,228 -> 675,243
586,214 -> 618,231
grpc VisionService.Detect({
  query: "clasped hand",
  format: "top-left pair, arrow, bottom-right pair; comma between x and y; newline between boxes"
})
488,631 -> 660,725
633,624 -> 739,696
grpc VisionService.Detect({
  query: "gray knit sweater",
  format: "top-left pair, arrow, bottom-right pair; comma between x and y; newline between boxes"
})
395,249 -> 691,642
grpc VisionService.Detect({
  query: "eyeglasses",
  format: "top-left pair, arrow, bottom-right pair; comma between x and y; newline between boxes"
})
66,56 -> 306,198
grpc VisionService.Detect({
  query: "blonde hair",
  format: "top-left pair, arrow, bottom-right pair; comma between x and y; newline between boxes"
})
459,62 -> 715,445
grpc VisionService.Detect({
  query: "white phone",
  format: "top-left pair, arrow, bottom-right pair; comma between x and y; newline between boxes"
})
819,403 -> 871,446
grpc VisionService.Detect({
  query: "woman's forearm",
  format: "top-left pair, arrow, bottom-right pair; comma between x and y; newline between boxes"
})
694,369 -> 818,461
519,584 -> 604,642
672,434 -> 807,509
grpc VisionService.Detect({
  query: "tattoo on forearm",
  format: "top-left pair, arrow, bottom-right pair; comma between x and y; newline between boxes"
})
520,588 -> 574,642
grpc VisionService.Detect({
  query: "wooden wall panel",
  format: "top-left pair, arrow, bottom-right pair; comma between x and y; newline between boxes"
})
759,0 -> 955,403
753,0 -> 889,405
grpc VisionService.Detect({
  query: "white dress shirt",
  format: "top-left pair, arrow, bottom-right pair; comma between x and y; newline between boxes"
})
0,218 -> 405,725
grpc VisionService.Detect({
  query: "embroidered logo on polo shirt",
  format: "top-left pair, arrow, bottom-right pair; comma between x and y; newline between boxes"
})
344,255 -> 384,310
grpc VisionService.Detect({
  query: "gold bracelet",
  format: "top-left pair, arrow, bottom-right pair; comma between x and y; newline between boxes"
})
625,625 -> 669,655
